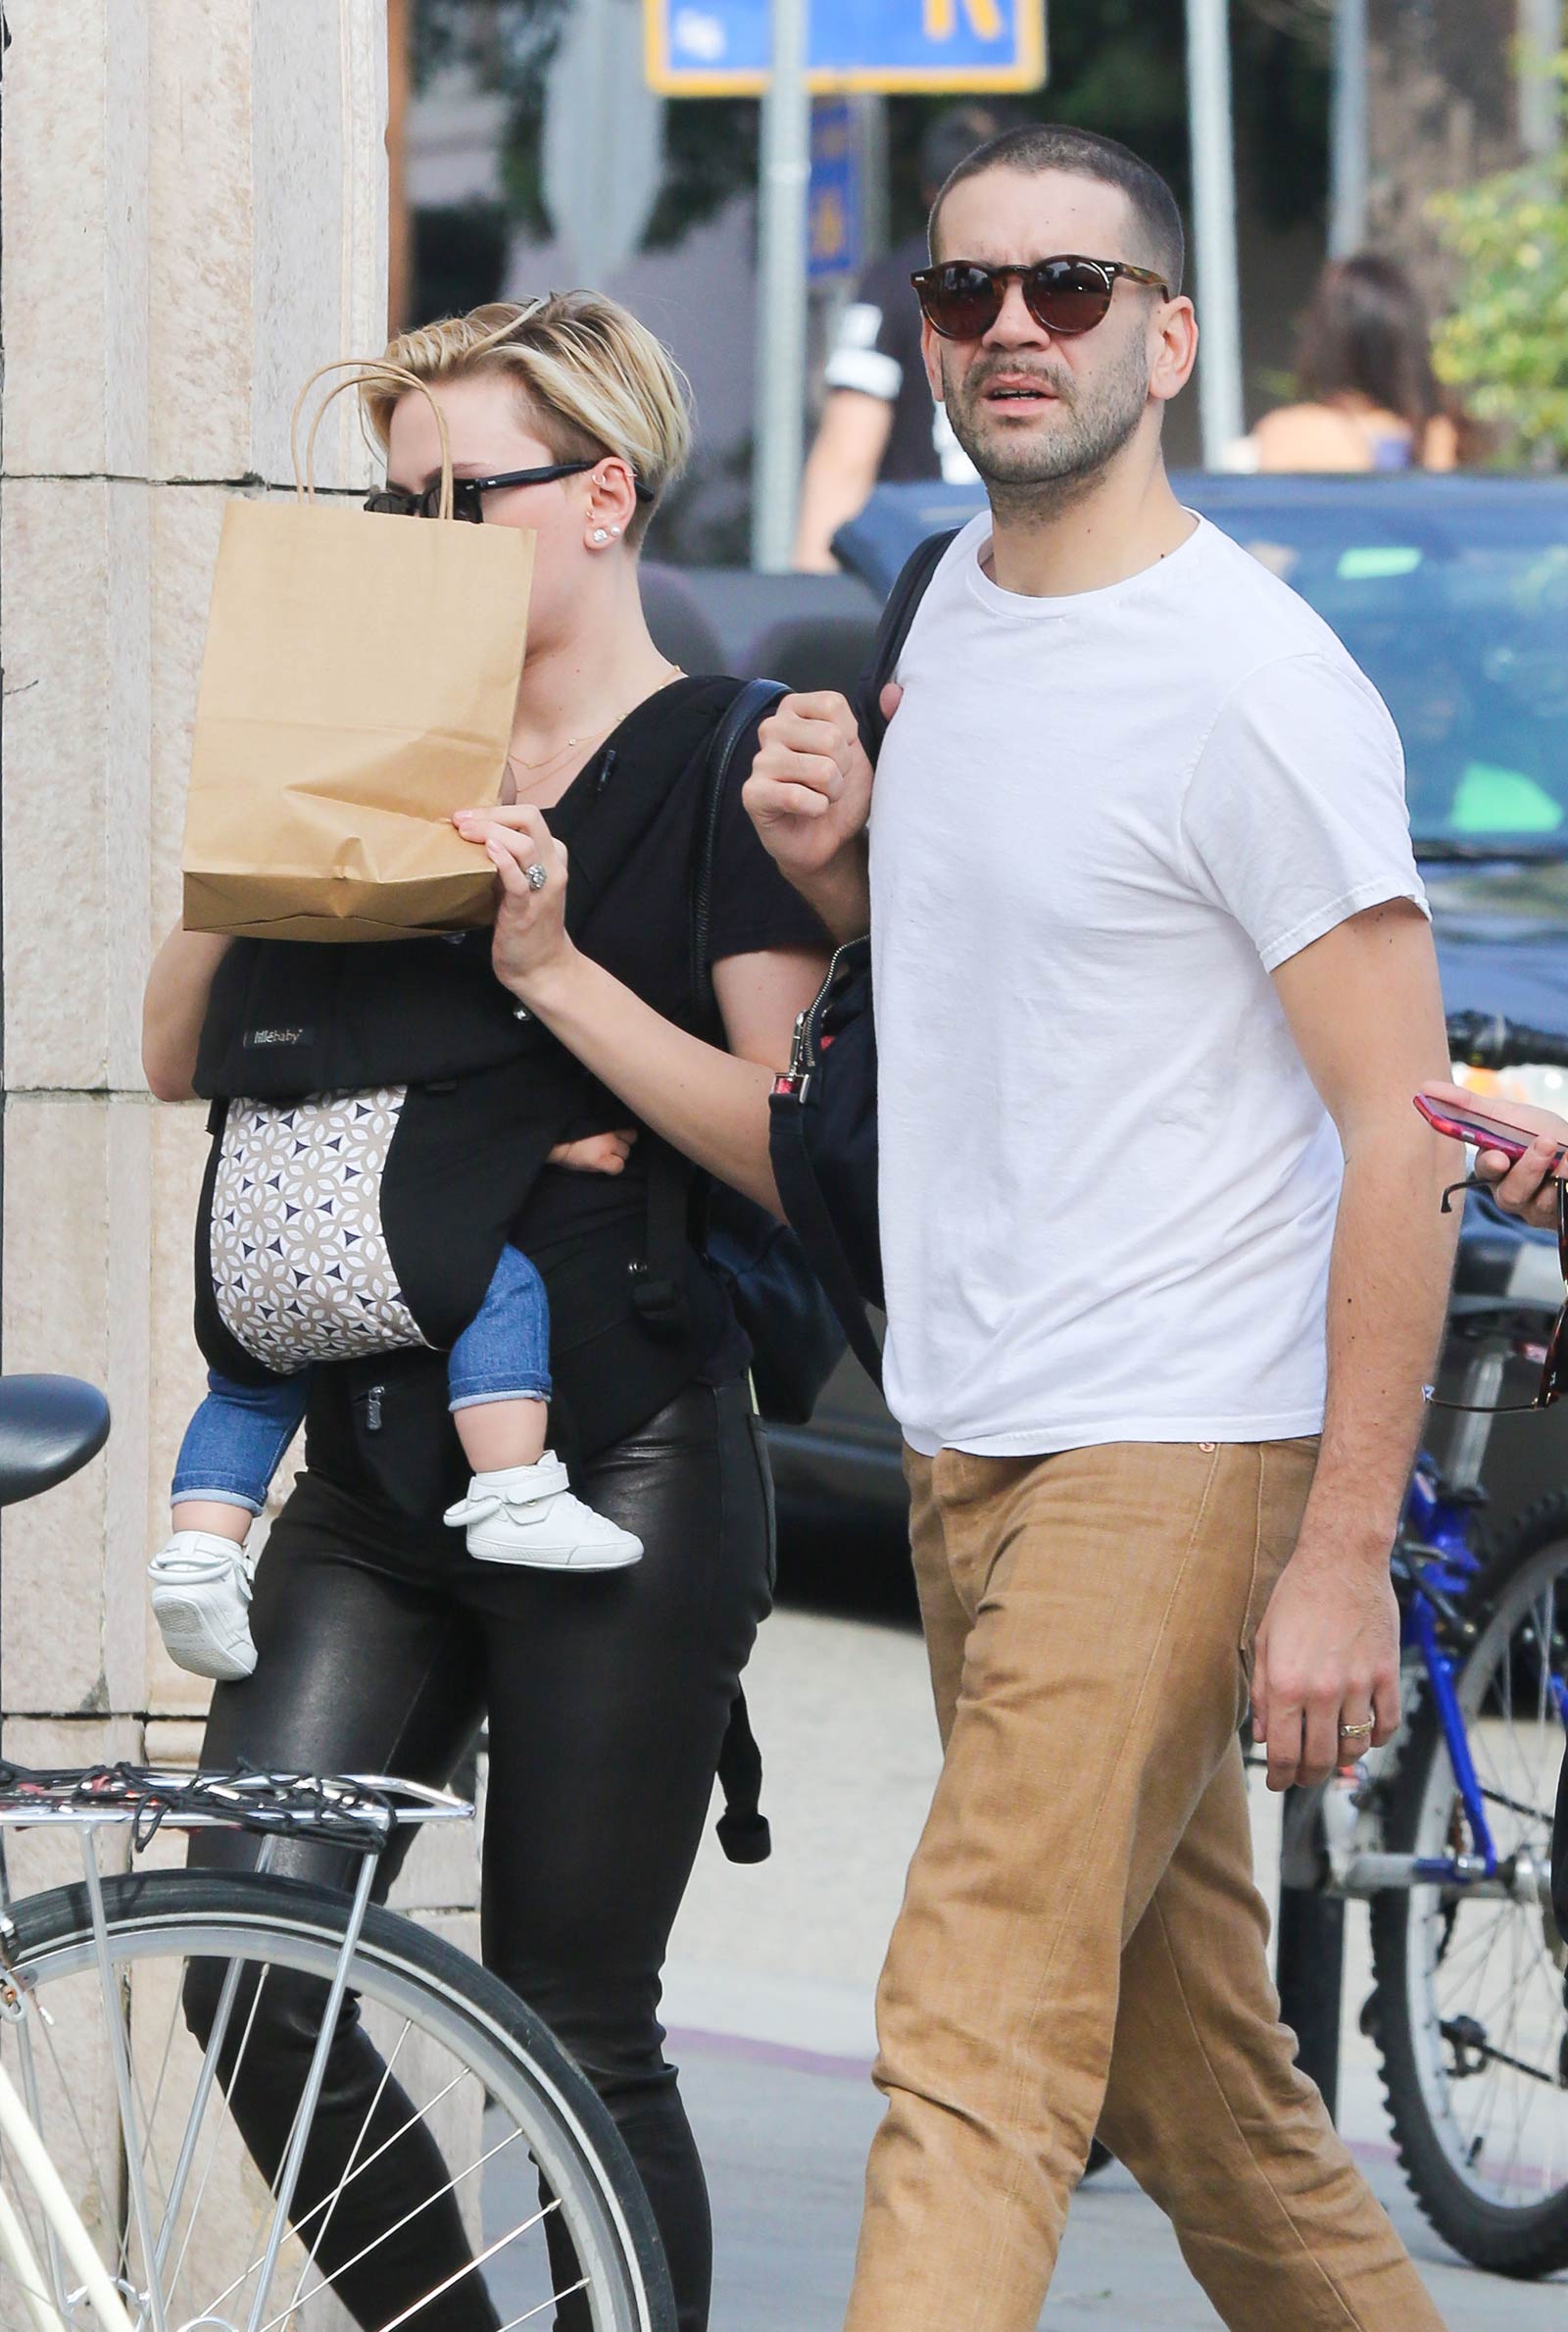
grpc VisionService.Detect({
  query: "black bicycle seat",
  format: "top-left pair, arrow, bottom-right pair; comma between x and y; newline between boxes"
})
0,1375 -> 110,1509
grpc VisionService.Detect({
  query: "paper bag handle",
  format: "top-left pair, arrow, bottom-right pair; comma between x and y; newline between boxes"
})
290,361 -> 456,521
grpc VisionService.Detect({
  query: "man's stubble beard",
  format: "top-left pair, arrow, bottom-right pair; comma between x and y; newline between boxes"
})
943,333 -> 1152,524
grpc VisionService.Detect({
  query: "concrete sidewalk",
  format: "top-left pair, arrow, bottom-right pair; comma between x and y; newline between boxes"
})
663,1606 -> 1567,2327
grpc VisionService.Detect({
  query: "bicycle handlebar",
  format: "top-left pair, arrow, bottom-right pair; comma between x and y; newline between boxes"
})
1446,1010 -> 1568,1074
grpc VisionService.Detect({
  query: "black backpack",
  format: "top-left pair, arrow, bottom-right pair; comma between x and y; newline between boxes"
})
685,678 -> 852,1425
765,528 -> 957,1383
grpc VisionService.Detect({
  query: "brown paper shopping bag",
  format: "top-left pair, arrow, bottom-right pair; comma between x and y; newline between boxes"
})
182,362 -> 534,942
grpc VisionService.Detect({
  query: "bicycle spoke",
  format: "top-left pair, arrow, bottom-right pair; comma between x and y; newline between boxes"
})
498,2284 -> 590,2330
32,1966 -> 140,2295
164,1959 -> 278,2322
0,1780 -> 667,2332
6,2007 -> 75,2318
373,2207 -> 565,2332
280,2013 -> 413,2321
257,2120 -> 530,2332
191,2060 -> 475,2325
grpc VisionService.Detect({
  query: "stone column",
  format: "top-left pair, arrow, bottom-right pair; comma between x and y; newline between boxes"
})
1,15 -> 482,2311
0,0 -> 388,1749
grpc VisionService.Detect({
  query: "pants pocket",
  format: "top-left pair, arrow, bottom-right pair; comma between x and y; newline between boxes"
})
1238,1435 -> 1321,1679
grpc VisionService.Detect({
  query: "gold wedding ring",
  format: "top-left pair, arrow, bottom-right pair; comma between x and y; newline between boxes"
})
1338,1719 -> 1374,1741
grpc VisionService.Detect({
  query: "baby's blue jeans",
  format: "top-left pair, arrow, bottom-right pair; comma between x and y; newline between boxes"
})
172,1245 -> 552,1516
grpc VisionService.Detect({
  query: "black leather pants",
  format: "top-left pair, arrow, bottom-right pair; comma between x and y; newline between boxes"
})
189,1376 -> 775,2332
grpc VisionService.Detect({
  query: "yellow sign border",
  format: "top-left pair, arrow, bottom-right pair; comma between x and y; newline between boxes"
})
645,1 -> 1047,97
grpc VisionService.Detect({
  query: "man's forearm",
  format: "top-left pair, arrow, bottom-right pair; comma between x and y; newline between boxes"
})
791,837 -> 871,946
1298,1122 -> 1459,1564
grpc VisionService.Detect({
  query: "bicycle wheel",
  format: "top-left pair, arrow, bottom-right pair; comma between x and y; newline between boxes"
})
0,1867 -> 675,2332
1369,1493 -> 1568,2277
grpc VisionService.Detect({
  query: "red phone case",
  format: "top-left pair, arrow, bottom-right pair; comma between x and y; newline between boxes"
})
1412,1092 -> 1557,1164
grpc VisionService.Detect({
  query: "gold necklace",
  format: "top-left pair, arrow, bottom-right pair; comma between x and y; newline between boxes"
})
507,662 -> 682,774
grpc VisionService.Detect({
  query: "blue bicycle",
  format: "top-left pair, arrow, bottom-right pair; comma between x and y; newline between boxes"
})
1299,1010 -> 1568,2276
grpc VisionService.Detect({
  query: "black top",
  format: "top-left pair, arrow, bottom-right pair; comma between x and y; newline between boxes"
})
278,674 -> 828,1520
823,235 -> 971,486
518,675 -> 824,1245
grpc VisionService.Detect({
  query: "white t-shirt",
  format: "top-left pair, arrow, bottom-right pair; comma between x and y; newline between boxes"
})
870,513 -> 1429,1459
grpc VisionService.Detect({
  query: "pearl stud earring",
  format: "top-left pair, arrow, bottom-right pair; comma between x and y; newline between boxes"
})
592,528 -> 609,543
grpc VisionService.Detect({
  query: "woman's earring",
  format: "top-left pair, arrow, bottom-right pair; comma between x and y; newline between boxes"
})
610,525 -> 622,538
592,528 -> 609,544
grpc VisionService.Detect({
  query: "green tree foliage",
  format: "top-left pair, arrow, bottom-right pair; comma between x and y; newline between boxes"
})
1430,53 -> 1568,463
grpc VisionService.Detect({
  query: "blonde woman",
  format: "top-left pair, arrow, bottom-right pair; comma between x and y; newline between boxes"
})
143,294 -> 831,2332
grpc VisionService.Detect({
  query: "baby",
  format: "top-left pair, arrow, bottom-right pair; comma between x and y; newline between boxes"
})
149,1124 -> 641,1682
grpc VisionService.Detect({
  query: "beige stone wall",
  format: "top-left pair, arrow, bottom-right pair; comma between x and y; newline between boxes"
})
1,0 -> 389,1734
0,12 -> 482,2307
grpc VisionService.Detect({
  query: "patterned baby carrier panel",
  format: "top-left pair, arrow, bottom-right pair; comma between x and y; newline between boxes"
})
210,1088 -> 431,1370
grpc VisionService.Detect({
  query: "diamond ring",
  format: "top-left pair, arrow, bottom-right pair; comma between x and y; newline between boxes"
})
523,862 -> 549,892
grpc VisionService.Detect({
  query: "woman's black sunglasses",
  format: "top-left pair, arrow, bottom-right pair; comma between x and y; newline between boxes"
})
364,460 -> 655,522
911,256 -> 1170,343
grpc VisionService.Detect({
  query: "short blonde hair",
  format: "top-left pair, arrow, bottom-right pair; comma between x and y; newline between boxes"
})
364,292 -> 693,547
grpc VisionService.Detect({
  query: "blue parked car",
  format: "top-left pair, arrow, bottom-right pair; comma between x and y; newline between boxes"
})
752,473 -> 1568,1538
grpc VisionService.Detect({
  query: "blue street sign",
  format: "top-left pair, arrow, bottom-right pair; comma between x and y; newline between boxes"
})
646,0 -> 1048,95
808,97 -> 859,280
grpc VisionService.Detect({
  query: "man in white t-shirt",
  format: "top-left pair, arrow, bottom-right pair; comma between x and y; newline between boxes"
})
748,124 -> 1454,2330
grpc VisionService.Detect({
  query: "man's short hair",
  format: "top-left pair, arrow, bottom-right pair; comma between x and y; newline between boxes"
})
929,124 -> 1186,297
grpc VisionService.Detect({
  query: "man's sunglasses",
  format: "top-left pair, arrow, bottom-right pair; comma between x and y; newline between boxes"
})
1432,1171 -> 1568,1414
364,460 -> 655,523
910,256 -> 1169,343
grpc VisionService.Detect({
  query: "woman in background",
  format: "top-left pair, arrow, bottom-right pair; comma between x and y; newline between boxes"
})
1245,253 -> 1460,473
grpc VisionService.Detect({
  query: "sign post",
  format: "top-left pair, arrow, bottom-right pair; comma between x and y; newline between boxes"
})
647,0 -> 1047,567
753,0 -> 812,571
1184,0 -> 1246,468
1328,0 -> 1370,257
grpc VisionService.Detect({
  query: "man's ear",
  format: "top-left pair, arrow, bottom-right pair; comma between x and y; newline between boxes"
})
1150,296 -> 1200,407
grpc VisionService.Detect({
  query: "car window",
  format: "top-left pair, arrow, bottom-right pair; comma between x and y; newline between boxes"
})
1220,519 -> 1568,853
842,482 -> 1568,857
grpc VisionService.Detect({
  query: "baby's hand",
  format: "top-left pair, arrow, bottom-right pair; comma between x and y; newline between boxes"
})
548,1128 -> 638,1176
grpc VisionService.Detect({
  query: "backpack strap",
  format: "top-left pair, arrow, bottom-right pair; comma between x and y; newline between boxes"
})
855,526 -> 958,763
638,679 -> 791,1329
690,675 -> 791,1035
768,1069 -> 884,1386
715,1686 -> 771,1863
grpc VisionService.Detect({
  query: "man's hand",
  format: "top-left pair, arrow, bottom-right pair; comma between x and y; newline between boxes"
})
1420,1079 -> 1567,1233
1250,1541 -> 1401,1791
745,682 -> 900,894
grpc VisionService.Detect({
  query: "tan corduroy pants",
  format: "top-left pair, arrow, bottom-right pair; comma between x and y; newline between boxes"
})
843,1439 -> 1446,2332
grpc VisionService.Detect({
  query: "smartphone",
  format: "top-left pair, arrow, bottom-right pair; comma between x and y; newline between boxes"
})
1413,1090 -> 1568,1166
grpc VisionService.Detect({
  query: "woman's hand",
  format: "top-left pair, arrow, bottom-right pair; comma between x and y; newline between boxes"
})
454,803 -> 574,1002
548,1129 -> 638,1174
142,924 -> 236,1102
1420,1080 -> 1568,1233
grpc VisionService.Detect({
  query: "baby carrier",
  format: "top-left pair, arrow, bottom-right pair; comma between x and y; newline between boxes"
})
188,718 -> 725,1390
192,931 -> 584,1386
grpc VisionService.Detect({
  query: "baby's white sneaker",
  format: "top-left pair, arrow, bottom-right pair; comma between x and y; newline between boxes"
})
149,1532 -> 258,1680
445,1455 -> 642,1571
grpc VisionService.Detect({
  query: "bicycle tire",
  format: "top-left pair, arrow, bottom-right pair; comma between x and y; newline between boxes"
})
1,1866 -> 677,2332
1368,1492 -> 1568,2278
